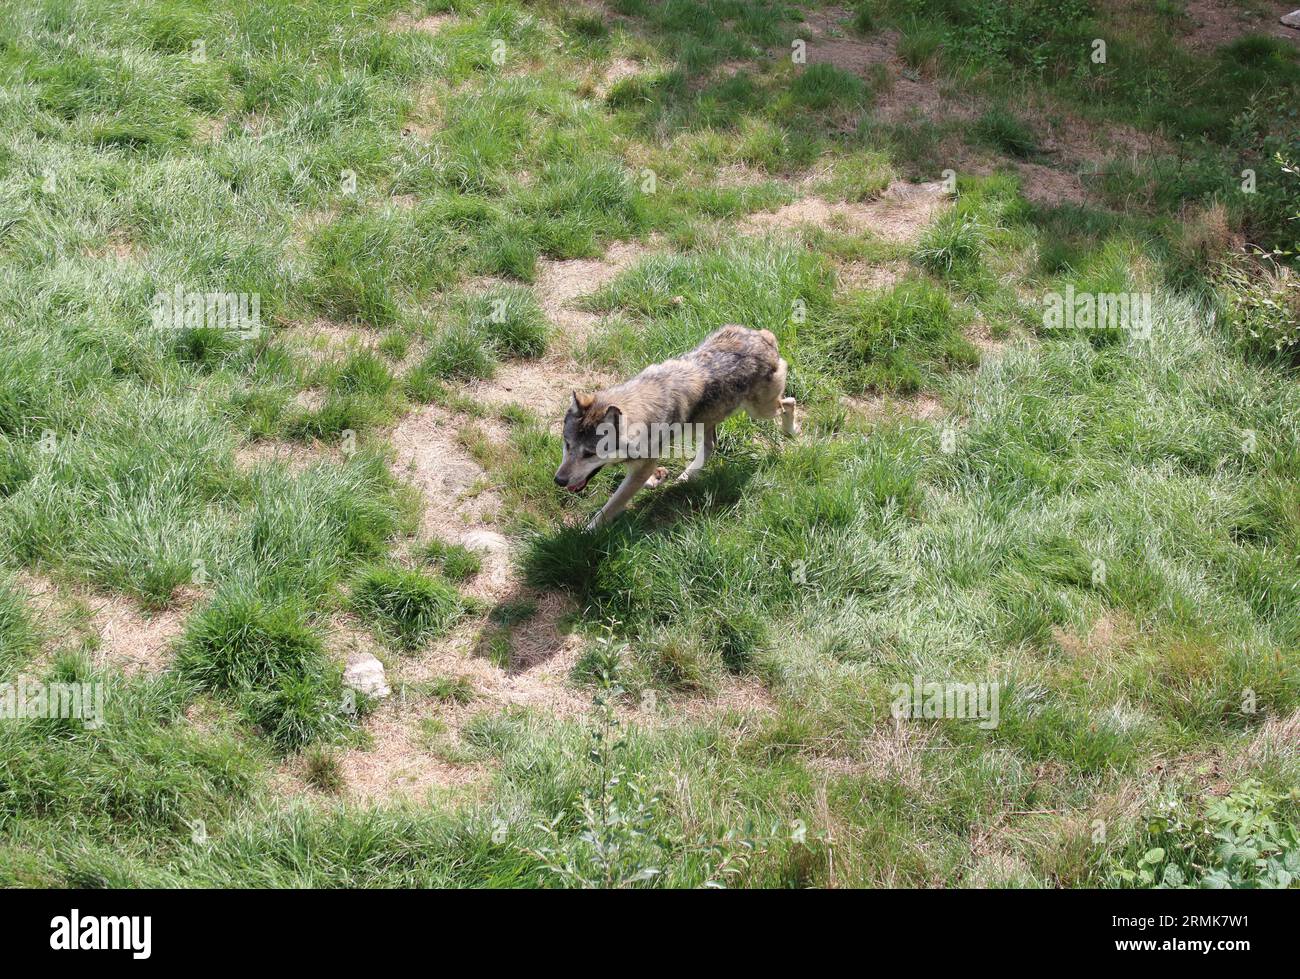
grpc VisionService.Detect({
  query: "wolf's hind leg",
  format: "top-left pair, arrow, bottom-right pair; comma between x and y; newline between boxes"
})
677,424 -> 716,482
586,459 -> 660,530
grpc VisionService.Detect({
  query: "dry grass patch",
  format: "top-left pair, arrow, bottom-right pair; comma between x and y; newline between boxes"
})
743,181 -> 950,243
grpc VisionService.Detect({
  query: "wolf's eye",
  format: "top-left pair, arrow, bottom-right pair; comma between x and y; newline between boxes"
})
581,448 -> 596,458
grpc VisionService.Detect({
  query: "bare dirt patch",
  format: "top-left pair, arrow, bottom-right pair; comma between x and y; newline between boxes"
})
1178,0 -> 1300,50
465,359 -> 616,423
537,240 -> 652,338
593,57 -> 645,98
329,707 -> 489,802
1247,706 -> 1300,760
965,314 -> 1011,356
836,258 -> 909,291
461,240 -> 653,419
389,404 -> 504,541
842,391 -> 945,422
16,572 -> 193,676
802,720 -> 937,792
285,319 -> 381,363
744,180 -> 950,243
801,25 -> 982,125
1035,106 -> 1172,170
394,615 -> 591,720
89,595 -> 191,675
234,437 -> 342,475
390,12 -> 458,35
1051,612 -> 1134,662
81,231 -> 141,262
1014,161 -> 1087,207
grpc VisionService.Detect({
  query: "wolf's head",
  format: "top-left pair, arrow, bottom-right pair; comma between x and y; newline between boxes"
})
555,391 -> 620,492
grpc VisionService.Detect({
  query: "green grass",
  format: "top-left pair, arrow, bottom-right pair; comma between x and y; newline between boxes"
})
418,538 -> 484,582
0,579 -> 39,680
176,591 -> 348,750
349,565 -> 466,650
0,0 -> 1297,890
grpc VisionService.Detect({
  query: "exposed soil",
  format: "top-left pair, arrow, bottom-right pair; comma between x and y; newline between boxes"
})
743,180 -> 950,243
388,404 -> 505,541
15,572 -> 194,677
1179,0 -> 1300,49
461,240 -> 652,419
389,13 -> 458,35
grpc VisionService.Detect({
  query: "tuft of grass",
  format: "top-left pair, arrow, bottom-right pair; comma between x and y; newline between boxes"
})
850,1 -> 878,36
304,747 -> 345,793
811,279 -> 979,394
454,284 -> 548,359
970,107 -> 1037,159
350,565 -> 465,650
0,580 -> 40,679
786,63 -> 869,112
176,591 -> 346,751
426,674 -> 477,704
914,210 -> 987,279
418,538 -> 483,582
897,22 -> 944,73
413,324 -> 499,383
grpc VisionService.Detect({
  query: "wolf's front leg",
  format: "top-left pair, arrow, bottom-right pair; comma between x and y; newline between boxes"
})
677,424 -> 716,482
780,397 -> 798,436
586,460 -> 661,531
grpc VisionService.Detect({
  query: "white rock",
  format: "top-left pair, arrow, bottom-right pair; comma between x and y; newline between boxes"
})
343,652 -> 390,698
1283,10 -> 1300,28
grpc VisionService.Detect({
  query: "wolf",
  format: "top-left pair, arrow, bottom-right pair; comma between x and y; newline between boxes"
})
554,324 -> 797,529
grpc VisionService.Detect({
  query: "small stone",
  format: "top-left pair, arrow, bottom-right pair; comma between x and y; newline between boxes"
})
343,652 -> 390,698
1284,10 -> 1300,28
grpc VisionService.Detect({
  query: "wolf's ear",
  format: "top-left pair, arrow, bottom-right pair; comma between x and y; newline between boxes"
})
600,403 -> 621,435
572,390 -> 595,412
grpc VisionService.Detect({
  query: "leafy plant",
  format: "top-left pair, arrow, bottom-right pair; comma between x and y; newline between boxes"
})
1217,256 -> 1300,360
1110,781 -> 1300,888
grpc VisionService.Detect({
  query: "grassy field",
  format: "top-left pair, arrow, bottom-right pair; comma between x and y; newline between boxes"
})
0,0 -> 1297,888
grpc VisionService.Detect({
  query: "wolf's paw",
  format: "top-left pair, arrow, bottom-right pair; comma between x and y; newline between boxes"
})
676,467 -> 699,483
644,466 -> 669,488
